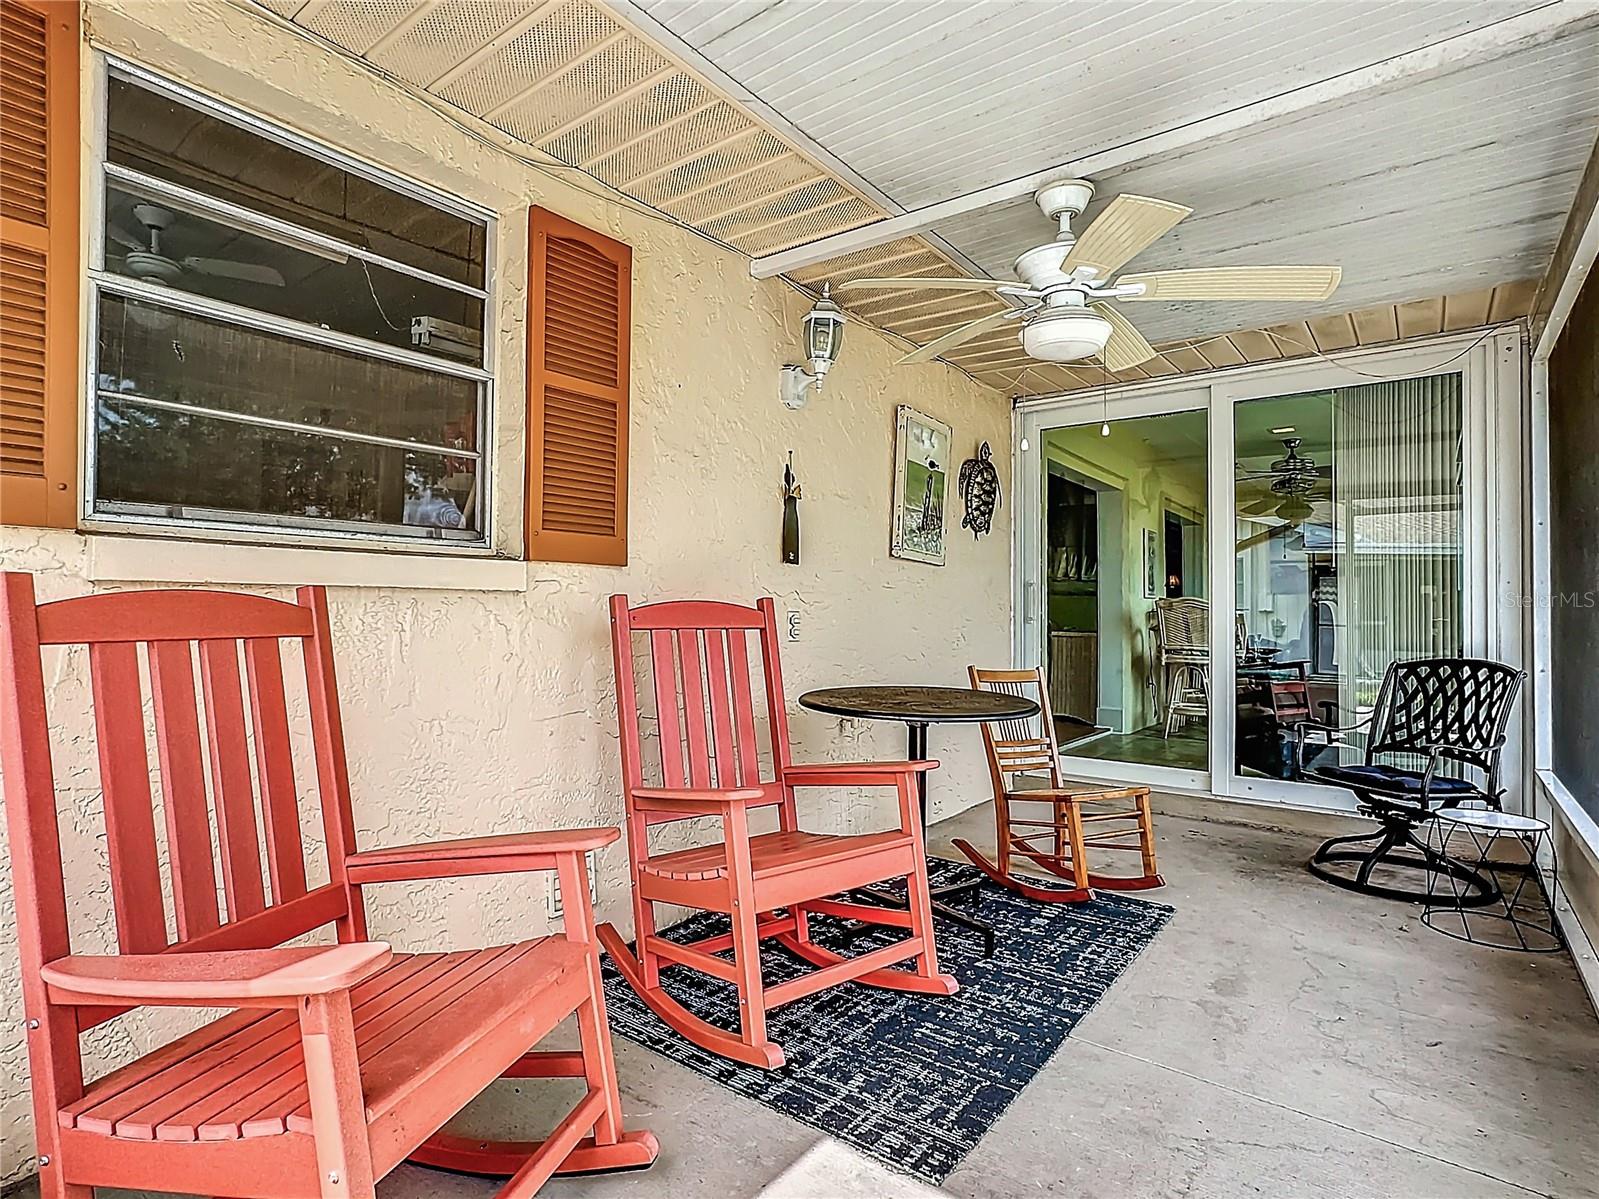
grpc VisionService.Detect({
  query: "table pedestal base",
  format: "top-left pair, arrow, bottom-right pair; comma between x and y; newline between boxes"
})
837,720 -> 998,958
839,878 -> 995,957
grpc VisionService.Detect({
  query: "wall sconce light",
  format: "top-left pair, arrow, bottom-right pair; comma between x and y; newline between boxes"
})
780,284 -> 846,409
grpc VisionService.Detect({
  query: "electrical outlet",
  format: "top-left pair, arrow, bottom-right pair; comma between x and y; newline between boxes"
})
548,849 -> 599,919
787,610 -> 802,641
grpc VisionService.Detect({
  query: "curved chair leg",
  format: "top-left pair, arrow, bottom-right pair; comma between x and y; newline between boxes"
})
774,931 -> 959,995
1308,822 -> 1499,906
953,838 -> 1093,903
410,1130 -> 660,1179
598,922 -> 786,1069
1083,870 -> 1167,892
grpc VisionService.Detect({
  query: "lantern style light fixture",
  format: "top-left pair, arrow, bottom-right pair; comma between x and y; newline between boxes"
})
780,284 -> 846,409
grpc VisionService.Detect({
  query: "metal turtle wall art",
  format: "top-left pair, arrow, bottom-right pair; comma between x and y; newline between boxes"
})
958,440 -> 1001,538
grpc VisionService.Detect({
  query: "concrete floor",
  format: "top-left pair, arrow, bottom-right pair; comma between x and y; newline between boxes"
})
20,805 -> 1599,1199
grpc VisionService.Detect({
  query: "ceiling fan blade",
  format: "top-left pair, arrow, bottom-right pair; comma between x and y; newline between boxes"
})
1119,265 -> 1342,302
183,257 -> 286,287
1090,301 -> 1158,372
107,223 -> 145,250
899,307 -> 1025,365
1060,195 -> 1191,279
1242,496 -> 1277,515
838,276 -> 1016,293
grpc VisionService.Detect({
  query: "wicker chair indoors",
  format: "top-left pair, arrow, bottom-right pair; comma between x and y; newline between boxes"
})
1300,657 -> 1526,904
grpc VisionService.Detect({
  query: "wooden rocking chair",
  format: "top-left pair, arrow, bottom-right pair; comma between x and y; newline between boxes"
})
0,575 -> 656,1199
953,666 -> 1165,903
598,596 -> 958,1069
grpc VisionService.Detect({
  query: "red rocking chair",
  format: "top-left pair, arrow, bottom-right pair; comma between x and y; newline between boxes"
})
0,575 -> 656,1199
598,596 -> 958,1069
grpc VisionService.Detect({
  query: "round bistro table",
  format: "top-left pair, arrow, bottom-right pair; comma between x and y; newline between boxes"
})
798,685 -> 1040,956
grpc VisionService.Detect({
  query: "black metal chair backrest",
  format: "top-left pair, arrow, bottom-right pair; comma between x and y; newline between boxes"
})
1366,657 -> 1525,776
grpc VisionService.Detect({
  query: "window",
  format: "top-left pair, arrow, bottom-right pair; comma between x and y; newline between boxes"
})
89,65 -> 494,544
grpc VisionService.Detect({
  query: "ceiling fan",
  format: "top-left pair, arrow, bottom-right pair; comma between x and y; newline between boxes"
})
837,179 -> 1341,370
1238,437 -> 1331,518
109,203 -> 288,288
1232,438 -> 1331,557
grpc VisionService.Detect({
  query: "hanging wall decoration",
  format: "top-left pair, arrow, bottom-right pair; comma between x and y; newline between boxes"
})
781,450 -> 802,564
890,405 -> 951,565
958,441 -> 1001,539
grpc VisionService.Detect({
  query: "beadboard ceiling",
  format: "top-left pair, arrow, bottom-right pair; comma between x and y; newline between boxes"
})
254,0 -> 1598,397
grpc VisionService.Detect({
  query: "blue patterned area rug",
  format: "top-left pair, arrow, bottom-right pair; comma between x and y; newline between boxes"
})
600,858 -> 1173,1184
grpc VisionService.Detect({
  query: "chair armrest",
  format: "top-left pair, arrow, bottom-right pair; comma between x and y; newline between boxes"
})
632,786 -> 766,814
1293,716 -> 1370,742
41,944 -> 392,1008
346,828 -> 620,884
782,760 -> 940,786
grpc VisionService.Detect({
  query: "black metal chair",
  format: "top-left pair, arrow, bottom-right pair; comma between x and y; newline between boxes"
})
1298,657 -> 1526,905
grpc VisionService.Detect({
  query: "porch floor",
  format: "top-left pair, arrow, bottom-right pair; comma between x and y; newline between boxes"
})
34,807 -> 1598,1199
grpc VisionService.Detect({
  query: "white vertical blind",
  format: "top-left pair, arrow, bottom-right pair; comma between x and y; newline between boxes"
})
1331,372 -> 1464,715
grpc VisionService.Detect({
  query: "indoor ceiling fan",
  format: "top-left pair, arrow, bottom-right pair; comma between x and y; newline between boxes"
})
108,203 -> 288,288
837,179 -> 1341,370
1233,438 -> 1331,556
1237,437 -> 1331,520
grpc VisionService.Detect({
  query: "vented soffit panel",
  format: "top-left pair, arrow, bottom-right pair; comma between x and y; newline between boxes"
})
249,0 -> 997,381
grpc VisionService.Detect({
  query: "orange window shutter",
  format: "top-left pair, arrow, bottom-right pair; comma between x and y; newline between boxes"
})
0,0 -> 78,529
526,206 -> 631,566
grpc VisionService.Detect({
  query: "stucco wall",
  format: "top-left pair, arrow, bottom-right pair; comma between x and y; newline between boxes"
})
0,1 -> 1013,1180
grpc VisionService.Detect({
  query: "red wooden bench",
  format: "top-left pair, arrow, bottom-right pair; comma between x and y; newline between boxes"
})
0,575 -> 657,1198
598,596 -> 958,1069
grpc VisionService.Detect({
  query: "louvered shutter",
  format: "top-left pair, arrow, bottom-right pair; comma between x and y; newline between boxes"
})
0,0 -> 77,528
526,207 -> 631,565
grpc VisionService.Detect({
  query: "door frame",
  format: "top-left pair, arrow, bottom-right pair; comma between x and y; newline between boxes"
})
1012,325 -> 1526,815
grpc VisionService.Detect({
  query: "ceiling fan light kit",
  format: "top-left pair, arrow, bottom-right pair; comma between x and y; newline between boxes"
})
835,176 -> 1342,377
1022,309 -> 1113,363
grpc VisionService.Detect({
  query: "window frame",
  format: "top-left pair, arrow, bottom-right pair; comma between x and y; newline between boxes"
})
83,56 -> 500,553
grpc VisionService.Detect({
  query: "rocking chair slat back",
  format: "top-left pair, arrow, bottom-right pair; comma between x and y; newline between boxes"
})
676,629 -> 713,788
89,641 -> 168,955
200,639 -> 270,922
970,667 -> 1061,783
149,639 -> 224,940
727,631 -> 761,786
612,597 -> 788,822
245,637 -> 309,904
0,573 -> 359,990
649,631 -> 686,788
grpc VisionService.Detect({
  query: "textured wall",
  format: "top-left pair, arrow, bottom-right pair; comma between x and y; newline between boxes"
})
0,1 -> 1012,1179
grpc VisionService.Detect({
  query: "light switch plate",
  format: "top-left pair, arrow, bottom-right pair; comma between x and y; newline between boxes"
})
548,849 -> 599,919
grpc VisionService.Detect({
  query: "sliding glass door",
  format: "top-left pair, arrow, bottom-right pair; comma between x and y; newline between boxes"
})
1014,330 -> 1522,812
1229,376 -> 1465,784
1016,391 -> 1211,791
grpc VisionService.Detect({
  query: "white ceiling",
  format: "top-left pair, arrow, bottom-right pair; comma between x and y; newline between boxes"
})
629,1 -> 1540,207
628,0 -> 1599,355
929,27 -> 1599,345
255,0 -> 1598,391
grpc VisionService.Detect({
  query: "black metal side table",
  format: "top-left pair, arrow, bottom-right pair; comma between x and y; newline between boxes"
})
1421,808 -> 1563,953
798,685 -> 1040,956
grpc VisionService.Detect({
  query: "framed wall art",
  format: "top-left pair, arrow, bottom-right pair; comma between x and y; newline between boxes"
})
890,405 -> 952,565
